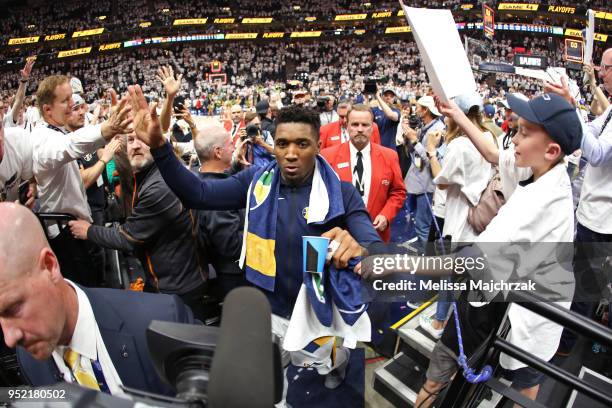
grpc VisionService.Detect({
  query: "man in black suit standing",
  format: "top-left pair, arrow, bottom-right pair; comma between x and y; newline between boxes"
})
0,202 -> 196,397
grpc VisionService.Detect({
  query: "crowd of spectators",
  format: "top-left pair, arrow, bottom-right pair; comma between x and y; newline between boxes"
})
1,0 -> 608,46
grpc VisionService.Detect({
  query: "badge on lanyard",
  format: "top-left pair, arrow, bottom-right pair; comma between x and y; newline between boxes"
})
415,155 -> 422,170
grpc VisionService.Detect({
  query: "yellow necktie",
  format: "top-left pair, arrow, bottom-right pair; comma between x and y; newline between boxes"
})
63,349 -> 101,391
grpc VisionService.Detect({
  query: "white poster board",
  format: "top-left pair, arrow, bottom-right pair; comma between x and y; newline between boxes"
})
547,67 -> 583,102
583,9 -> 595,84
584,10 -> 595,66
399,2 -> 476,101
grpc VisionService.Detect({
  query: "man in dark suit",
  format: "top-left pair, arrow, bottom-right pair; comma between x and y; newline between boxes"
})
321,104 -> 406,242
0,202 -> 196,397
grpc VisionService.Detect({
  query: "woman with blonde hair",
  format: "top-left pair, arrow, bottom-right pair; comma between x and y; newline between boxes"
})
433,93 -> 494,243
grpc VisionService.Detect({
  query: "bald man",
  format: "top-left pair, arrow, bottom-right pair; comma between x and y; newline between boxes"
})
194,125 -> 248,298
546,47 -> 612,354
0,202 -> 196,396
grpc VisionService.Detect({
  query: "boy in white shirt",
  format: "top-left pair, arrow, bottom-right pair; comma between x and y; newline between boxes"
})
362,93 -> 582,408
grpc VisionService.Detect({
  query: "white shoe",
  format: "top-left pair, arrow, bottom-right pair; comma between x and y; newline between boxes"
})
419,314 -> 444,339
406,301 -> 423,309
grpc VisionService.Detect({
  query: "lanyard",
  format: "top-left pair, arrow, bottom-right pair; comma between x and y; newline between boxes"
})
600,109 -> 612,134
418,117 -> 442,142
46,123 -> 67,134
410,145 -> 492,384
91,356 -> 111,394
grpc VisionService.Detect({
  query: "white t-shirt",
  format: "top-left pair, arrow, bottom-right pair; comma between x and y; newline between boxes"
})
576,106 -> 612,234
432,143 -> 448,219
0,128 -> 33,201
434,135 -> 491,242
477,149 -> 574,370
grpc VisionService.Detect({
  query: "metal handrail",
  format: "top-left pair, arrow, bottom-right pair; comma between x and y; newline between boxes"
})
494,338 -> 612,406
509,291 -> 612,347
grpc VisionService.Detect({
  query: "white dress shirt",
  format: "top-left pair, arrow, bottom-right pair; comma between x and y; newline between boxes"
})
52,280 -> 125,397
31,121 -> 106,228
320,110 -> 339,126
0,127 -> 33,201
349,142 -> 371,206
576,105 -> 612,234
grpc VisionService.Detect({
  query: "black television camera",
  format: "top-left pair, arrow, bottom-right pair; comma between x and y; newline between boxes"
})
243,124 -> 260,140
6,288 -> 282,408
363,78 -> 378,95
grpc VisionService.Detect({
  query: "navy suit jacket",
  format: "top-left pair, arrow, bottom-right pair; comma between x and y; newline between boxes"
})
16,286 -> 196,396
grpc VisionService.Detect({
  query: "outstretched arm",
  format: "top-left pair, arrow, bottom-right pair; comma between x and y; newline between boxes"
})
435,96 -> 499,165
129,84 -> 255,210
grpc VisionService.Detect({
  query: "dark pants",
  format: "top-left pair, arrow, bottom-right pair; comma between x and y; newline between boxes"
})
49,225 -> 98,287
216,273 -> 250,301
559,223 -> 612,352
178,283 -> 209,323
89,209 -> 107,286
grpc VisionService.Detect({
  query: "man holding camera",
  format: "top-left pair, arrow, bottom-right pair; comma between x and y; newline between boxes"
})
318,95 -> 339,126
256,99 -> 276,138
402,96 -> 445,248
241,112 -> 275,167
370,88 -> 401,150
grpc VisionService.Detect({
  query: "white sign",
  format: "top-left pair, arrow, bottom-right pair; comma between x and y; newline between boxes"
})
583,10 -> 595,84
584,10 -> 595,66
399,2 -> 476,101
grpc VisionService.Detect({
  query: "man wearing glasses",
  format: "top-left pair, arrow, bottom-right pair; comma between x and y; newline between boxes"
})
545,48 -> 612,355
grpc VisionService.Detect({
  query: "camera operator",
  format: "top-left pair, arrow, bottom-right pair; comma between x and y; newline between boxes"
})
402,96 -> 445,249
370,87 -> 401,150
256,99 -> 276,138
240,112 -> 275,168
318,95 -> 339,126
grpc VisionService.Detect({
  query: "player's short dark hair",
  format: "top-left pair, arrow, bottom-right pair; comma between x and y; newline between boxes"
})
276,105 -> 321,140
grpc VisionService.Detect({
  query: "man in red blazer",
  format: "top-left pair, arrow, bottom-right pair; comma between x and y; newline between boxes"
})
321,104 -> 406,242
223,104 -> 245,145
319,101 -> 381,149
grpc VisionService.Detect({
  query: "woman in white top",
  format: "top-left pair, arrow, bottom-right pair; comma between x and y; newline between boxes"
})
433,93 -> 494,243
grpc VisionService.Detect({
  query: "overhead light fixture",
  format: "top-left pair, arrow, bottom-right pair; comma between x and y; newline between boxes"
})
293,5 -> 301,10
98,15 -> 107,20
162,8 -> 170,13
27,24 -> 35,29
